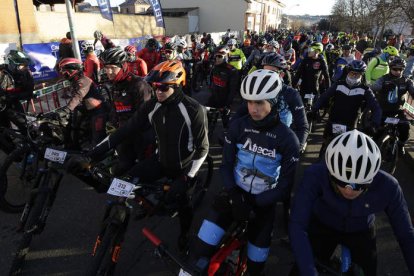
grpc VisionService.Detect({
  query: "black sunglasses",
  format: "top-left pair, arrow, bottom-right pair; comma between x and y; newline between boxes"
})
152,82 -> 172,92
391,68 -> 403,72
331,176 -> 368,191
215,54 -> 224,59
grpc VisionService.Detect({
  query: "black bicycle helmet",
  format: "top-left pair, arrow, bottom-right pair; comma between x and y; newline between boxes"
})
7,50 -> 33,72
342,44 -> 351,51
256,37 -> 267,47
99,47 -> 128,66
146,38 -> 157,48
348,60 -> 367,72
261,53 -> 287,69
389,57 -> 406,69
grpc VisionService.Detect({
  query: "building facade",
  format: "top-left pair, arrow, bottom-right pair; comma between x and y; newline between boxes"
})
119,0 -> 150,14
160,0 -> 285,34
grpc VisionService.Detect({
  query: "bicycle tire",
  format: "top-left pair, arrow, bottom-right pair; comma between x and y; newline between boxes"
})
86,224 -> 120,276
378,135 -> 398,175
0,146 -> 33,213
189,155 -> 214,209
9,186 -> 49,275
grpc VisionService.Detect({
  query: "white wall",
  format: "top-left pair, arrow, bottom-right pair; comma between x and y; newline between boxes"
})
161,0 -> 248,33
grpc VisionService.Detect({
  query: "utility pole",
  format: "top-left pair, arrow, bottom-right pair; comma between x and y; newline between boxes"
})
65,0 -> 81,60
13,0 -> 23,48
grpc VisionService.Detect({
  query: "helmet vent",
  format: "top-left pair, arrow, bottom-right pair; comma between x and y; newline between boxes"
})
356,156 -> 363,180
249,76 -> 258,95
342,133 -> 350,146
364,158 -> 372,180
366,138 -> 373,152
345,156 -> 352,179
357,135 -> 363,148
257,75 -> 271,95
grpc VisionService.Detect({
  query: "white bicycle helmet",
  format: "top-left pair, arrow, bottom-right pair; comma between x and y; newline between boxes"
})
325,130 -> 381,184
227,39 -> 237,46
240,69 -> 283,101
268,40 -> 280,49
175,38 -> 187,48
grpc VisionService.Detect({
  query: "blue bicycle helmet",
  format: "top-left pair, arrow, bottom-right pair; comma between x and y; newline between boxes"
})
348,60 -> 367,72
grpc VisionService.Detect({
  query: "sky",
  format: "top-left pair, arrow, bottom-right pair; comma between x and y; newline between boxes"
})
85,0 -> 336,16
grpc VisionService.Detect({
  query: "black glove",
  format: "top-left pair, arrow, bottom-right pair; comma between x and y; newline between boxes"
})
227,188 -> 252,222
164,175 -> 193,205
65,155 -> 91,174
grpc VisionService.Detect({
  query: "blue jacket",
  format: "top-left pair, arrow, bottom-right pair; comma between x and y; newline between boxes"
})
312,80 -> 382,128
221,115 -> 300,206
289,163 -> 414,276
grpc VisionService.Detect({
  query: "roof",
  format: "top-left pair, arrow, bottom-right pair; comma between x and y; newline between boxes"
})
119,0 -> 149,7
146,7 -> 198,13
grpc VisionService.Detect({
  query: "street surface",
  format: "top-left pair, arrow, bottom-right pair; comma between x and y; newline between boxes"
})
0,87 -> 413,275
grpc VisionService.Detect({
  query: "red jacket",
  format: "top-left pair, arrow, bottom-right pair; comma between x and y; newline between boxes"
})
127,57 -> 148,77
137,48 -> 160,71
83,54 -> 100,82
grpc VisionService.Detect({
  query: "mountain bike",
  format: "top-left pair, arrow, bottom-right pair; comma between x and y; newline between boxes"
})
0,114 -> 68,214
376,116 -> 414,175
142,218 -> 250,276
0,110 -> 100,214
85,157 -> 213,276
8,147 -> 82,275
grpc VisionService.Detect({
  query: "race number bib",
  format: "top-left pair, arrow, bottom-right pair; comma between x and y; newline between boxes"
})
384,117 -> 400,125
107,178 -> 135,197
332,124 -> 347,134
178,269 -> 192,276
44,148 -> 67,164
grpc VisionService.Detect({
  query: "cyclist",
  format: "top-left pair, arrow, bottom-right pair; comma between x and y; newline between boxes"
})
68,60 -> 208,251
310,60 -> 381,151
403,44 -> 414,79
159,42 -> 176,62
83,43 -> 100,83
289,130 -> 414,276
279,39 -> 296,68
99,47 -> 154,174
340,44 -> 355,64
244,37 -> 267,72
188,69 -> 300,276
137,38 -> 160,71
262,53 -> 292,86
227,38 -> 246,71
371,58 -> 414,154
365,45 -> 399,84
93,30 -> 116,50
174,38 -> 193,95
124,45 -> 148,77
0,50 -> 34,152
208,46 -> 238,128
292,42 -> 330,98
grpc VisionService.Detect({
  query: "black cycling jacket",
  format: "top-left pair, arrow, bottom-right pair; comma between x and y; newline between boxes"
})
292,56 -> 330,94
90,88 -> 209,177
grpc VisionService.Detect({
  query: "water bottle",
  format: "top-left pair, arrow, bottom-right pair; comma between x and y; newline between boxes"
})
340,245 -> 352,272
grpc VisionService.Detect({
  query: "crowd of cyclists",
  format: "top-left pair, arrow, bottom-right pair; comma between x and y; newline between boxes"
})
1,27 -> 414,275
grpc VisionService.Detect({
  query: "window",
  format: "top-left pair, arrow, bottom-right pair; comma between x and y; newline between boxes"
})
126,8 -> 129,13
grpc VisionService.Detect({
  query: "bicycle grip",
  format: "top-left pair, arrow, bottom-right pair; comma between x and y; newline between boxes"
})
142,227 -> 162,247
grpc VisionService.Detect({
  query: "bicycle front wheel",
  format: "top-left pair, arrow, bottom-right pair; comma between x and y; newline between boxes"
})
9,186 -> 49,275
86,224 -> 121,276
0,146 -> 34,213
379,135 -> 398,175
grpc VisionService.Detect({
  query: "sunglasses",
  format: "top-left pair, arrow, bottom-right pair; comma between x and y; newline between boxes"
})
152,82 -> 172,92
215,54 -> 225,59
165,50 -> 173,54
391,68 -> 403,72
331,176 -> 368,191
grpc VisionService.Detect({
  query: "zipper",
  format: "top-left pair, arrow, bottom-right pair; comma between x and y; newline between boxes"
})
249,151 -> 258,193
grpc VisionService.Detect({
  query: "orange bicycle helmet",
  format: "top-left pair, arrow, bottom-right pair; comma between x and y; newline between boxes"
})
145,60 -> 186,86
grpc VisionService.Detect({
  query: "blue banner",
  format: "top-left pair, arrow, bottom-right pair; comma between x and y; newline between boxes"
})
22,43 -> 59,81
148,0 -> 165,28
97,0 -> 113,22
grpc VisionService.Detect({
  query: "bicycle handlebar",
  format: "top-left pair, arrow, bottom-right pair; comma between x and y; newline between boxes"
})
142,227 -> 162,247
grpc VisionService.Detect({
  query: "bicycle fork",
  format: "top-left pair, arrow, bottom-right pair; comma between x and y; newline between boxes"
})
92,202 -> 131,264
